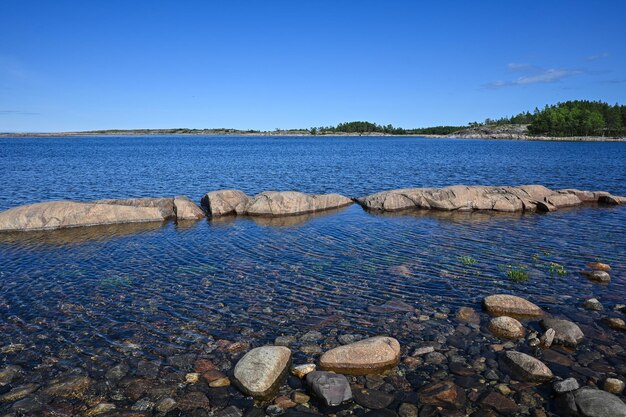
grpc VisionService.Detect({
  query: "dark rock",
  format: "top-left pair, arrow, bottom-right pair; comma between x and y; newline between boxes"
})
353,388 -> 394,409
368,300 -> 414,314
480,391 -> 520,415
558,387 -> 626,417
105,362 -> 129,382
177,391 -> 211,411
137,360 -> 161,379
167,354 -> 197,371
417,380 -> 466,409
362,410 -> 398,417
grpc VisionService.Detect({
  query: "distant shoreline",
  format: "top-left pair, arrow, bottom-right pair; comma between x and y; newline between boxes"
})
1,130 -> 625,142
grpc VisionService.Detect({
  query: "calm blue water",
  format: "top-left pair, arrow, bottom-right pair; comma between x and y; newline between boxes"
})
1,135 -> 625,211
0,136 -> 625,415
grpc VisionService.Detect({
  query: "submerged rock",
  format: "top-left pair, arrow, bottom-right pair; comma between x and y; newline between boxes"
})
603,317 -> 626,331
500,351 -> 553,382
233,346 -> 292,398
306,371 -> 352,406
553,378 -> 580,394
488,316 -> 525,339
540,317 -> 584,347
417,380 -> 466,409
353,388 -> 394,409
604,378 -> 625,394
482,294 -> 543,318
583,298 -> 603,311
587,262 -> 611,271
319,336 -> 400,375
582,270 -> 611,283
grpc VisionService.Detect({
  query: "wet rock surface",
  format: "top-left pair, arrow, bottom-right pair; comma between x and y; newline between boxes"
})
319,336 -> 400,375
483,294 -> 544,318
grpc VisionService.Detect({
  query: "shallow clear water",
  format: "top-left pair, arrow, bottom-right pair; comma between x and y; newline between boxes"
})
0,136 -> 625,415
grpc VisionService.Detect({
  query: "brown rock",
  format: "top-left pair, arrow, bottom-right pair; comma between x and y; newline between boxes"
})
0,200 -> 172,232
480,391 -> 520,414
202,369 -> 227,383
587,262 -> 611,271
177,391 -> 210,410
417,380 -> 466,409
194,359 -> 218,373
603,317 -> 626,331
488,316 -> 525,339
319,336 -> 400,375
456,307 -> 481,324
245,191 -> 352,216
44,376 -> 93,398
483,294 -> 543,318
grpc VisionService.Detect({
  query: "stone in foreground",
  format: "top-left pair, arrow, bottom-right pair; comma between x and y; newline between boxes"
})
488,316 -> 525,339
500,351 -> 553,382
305,371 -> 352,406
540,317 -> 584,347
233,346 -> 291,399
319,336 -> 400,375
556,387 -> 626,417
482,294 -> 544,318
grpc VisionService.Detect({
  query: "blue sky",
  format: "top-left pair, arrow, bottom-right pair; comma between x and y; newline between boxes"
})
1,1 -> 625,132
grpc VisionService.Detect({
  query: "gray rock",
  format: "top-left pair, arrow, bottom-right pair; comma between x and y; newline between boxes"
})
583,298 -> 603,311
105,362 -> 129,382
500,351 -> 553,382
0,365 -> 22,386
559,387 -> 626,417
541,317 -> 584,347
275,335 -> 297,347
215,405 -> 244,417
306,371 -> 352,406
234,346 -> 292,398
425,352 -> 447,365
338,334 -> 363,345
540,328 -> 556,348
398,403 -> 418,417
553,378 -> 580,394
300,331 -> 323,343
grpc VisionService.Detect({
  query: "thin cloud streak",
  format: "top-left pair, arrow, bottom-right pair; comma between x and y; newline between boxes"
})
586,52 -> 609,61
0,110 -> 40,116
484,64 -> 585,89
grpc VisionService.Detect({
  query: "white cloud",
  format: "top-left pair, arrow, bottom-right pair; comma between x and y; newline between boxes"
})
484,64 -> 585,89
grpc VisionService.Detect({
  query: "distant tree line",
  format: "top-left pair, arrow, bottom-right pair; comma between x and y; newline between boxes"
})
478,100 -> 626,137
310,121 -> 464,136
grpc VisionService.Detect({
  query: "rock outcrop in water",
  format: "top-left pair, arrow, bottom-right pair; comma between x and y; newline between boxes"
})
0,184 -> 623,232
0,197 -> 204,232
201,190 -> 353,217
356,185 -> 625,213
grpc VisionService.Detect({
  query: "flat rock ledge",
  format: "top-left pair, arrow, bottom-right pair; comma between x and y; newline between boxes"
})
201,190 -> 353,217
319,336 -> 400,375
356,185 -> 625,213
0,196 -> 205,232
233,346 -> 291,399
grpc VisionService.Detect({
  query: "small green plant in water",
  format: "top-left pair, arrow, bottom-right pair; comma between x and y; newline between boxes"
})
100,275 -> 134,288
549,262 -> 567,276
505,265 -> 529,282
531,254 -> 540,263
459,256 -> 477,266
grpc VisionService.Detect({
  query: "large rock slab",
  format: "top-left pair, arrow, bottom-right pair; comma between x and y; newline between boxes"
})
233,346 -> 291,399
0,200 -> 171,232
95,197 -> 175,218
306,371 -> 352,406
356,185 -> 624,213
500,351 -> 553,382
201,190 -> 250,217
245,191 -> 352,216
483,294 -> 543,318
319,336 -> 400,375
540,317 -> 584,347
173,196 -> 205,220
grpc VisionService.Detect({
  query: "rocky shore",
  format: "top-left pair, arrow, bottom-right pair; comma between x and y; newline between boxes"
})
1,263 -> 625,416
0,185 -> 624,232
